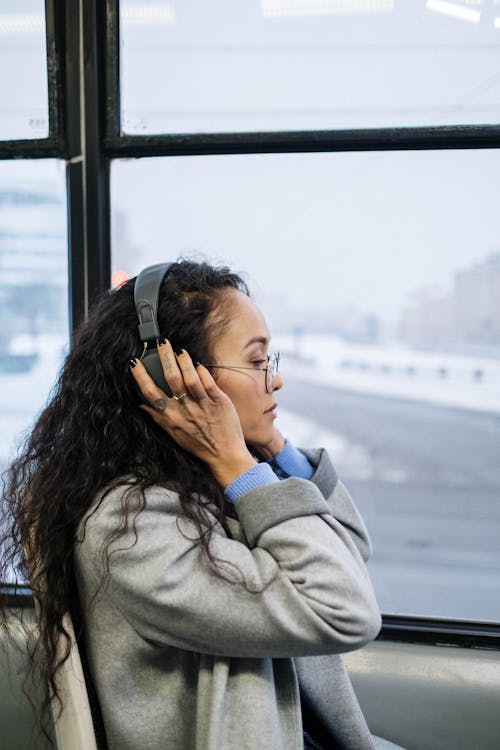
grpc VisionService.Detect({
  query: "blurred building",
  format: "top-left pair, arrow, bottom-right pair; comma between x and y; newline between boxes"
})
261,291 -> 380,343
397,285 -> 452,348
451,252 -> 500,345
0,174 -> 67,336
398,253 -> 500,350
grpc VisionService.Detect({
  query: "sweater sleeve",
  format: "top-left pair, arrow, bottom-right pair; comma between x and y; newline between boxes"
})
268,440 -> 314,479
301,447 -> 373,563
75,478 -> 381,660
225,441 -> 313,502
224,462 -> 279,503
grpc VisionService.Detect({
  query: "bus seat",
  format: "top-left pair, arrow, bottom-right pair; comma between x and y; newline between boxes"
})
51,613 -> 98,750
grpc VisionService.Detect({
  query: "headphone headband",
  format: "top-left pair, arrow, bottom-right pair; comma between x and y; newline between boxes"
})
134,262 -> 173,343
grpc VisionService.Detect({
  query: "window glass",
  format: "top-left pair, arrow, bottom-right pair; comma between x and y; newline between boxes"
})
0,1 -> 49,140
112,150 -> 500,621
120,0 -> 500,134
0,160 -> 68,484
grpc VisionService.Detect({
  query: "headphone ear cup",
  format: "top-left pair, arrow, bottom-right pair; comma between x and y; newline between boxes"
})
138,348 -> 173,402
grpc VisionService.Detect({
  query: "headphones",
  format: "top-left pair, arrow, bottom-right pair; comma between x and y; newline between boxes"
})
133,262 -> 174,399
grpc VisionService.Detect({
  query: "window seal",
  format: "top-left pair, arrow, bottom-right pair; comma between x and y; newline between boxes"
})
103,124 -> 500,159
0,0 -> 62,154
60,0 -> 111,333
105,0 -> 120,140
380,614 -> 500,650
0,139 -> 62,159
46,0 -> 63,144
0,585 -> 34,610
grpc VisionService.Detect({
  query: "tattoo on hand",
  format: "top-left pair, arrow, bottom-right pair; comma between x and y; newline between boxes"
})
193,421 -> 216,449
153,398 -> 167,413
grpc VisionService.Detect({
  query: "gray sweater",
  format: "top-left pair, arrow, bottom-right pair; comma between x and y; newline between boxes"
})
74,449 -> 382,749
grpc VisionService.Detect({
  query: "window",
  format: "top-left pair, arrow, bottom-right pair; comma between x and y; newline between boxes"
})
120,0 -> 500,133
0,0 -> 49,140
0,2 -> 67,586
1,0 -> 499,636
112,149 -> 500,621
0,0 -> 67,478
0,160 -> 68,476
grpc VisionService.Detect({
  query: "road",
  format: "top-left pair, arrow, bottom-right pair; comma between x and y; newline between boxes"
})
278,378 -> 500,623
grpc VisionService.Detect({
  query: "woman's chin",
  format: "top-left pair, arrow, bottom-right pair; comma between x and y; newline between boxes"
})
244,428 -> 275,451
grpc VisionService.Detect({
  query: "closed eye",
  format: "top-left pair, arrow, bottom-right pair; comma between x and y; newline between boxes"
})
251,359 -> 267,366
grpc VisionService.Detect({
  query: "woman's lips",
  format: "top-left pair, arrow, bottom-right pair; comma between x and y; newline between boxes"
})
264,403 -> 278,415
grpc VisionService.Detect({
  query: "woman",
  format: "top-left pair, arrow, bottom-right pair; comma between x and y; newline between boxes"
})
1,260 -> 402,750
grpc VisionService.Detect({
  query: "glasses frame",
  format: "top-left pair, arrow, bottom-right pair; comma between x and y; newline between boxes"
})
203,352 -> 280,393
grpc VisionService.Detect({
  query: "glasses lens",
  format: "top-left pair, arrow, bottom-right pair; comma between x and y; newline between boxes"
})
266,353 -> 279,392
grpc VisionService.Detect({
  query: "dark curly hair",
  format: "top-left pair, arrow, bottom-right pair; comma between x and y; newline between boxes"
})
0,259 -> 251,741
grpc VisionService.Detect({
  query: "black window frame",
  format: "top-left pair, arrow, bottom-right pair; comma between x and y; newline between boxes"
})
0,0 -> 499,648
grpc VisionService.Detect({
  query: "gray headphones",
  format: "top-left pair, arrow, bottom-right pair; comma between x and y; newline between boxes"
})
133,262 -> 174,398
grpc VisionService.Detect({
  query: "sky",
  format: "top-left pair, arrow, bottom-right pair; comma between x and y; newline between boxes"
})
111,148 -> 500,328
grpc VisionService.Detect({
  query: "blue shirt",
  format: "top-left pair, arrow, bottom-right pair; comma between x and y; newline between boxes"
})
224,440 -> 313,503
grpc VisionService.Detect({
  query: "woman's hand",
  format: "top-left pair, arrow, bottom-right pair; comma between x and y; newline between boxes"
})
131,340 -> 255,487
248,428 -> 286,461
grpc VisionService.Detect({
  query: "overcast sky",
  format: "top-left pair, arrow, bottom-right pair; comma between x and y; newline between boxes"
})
111,148 -> 500,327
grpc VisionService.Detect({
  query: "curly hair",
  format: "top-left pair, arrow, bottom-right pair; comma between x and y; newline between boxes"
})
0,259 -> 251,741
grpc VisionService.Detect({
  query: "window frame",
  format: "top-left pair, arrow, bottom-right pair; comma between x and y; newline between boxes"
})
0,0 -> 499,644
0,0 -> 62,158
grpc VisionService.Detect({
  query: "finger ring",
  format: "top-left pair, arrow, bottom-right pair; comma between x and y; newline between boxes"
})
153,398 -> 167,412
173,392 -> 187,402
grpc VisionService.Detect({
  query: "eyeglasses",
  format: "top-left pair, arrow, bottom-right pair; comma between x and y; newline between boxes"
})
202,352 -> 280,393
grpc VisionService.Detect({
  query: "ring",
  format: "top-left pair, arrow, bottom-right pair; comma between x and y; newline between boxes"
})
173,392 -> 187,402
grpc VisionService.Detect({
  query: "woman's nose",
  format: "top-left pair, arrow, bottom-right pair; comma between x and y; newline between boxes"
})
272,372 -> 283,392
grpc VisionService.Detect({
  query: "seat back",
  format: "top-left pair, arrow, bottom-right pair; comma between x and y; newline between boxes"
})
51,613 -> 98,750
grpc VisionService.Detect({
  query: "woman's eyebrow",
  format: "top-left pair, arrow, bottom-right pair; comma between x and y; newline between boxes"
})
241,336 -> 269,352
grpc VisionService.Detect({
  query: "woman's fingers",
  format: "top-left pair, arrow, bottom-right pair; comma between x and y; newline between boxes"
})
131,341 -> 215,407
131,358 -> 169,408
157,340 -> 187,399
174,349 -> 208,402
195,362 -> 225,402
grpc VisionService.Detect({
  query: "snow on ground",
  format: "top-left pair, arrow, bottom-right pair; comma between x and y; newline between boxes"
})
274,333 -> 500,415
275,407 -> 407,484
0,334 -> 66,467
